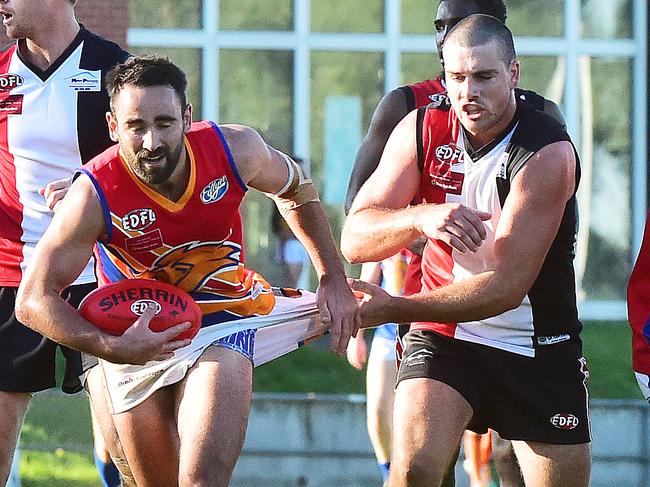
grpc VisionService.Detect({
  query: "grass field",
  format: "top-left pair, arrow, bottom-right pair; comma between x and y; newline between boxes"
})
17,321 -> 639,485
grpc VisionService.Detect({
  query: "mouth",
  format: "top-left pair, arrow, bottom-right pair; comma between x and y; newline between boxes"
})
140,154 -> 166,166
462,104 -> 484,121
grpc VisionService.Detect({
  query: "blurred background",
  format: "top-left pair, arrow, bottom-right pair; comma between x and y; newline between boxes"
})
4,0 -> 648,485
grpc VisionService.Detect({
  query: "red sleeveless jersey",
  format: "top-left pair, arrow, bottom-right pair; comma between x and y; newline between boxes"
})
401,77 -> 446,295
629,213 -> 650,374
79,121 -> 275,325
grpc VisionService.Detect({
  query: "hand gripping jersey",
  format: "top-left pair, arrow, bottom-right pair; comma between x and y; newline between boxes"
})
0,27 -> 129,286
412,96 -> 581,356
79,121 -> 276,327
628,214 -> 650,376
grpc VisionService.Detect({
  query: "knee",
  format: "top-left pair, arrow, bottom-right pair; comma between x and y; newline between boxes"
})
179,457 -> 237,487
392,458 -> 447,487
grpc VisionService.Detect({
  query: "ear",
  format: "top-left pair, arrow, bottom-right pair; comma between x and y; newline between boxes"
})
509,60 -> 520,89
106,111 -> 119,142
183,103 -> 193,134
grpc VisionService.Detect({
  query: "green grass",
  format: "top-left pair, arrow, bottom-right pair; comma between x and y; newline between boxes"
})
581,320 -> 640,399
253,339 -> 365,393
17,322 -> 638,484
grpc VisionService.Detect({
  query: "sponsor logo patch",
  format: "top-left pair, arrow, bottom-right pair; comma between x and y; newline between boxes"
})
428,93 -> 448,108
429,144 -> 465,194
536,334 -> 571,346
0,73 -> 23,91
125,229 -> 163,253
403,349 -> 435,367
66,70 -> 101,92
122,208 -> 157,232
0,93 -> 23,114
550,413 -> 579,430
200,176 -> 229,204
130,299 -> 162,316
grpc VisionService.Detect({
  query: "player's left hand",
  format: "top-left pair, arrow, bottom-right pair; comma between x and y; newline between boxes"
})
39,177 -> 72,212
316,274 -> 361,355
348,278 -> 394,329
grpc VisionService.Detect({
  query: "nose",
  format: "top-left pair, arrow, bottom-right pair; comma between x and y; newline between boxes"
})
141,129 -> 161,152
460,77 -> 479,101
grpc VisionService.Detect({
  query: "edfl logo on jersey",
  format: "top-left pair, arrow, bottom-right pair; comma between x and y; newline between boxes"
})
550,413 -> 579,430
122,208 -> 157,232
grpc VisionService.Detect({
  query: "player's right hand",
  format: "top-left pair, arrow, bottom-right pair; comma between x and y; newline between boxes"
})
417,203 -> 491,253
105,304 -> 193,365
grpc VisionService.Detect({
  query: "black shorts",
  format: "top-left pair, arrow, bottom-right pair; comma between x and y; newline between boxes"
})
0,283 -> 96,394
397,330 -> 591,445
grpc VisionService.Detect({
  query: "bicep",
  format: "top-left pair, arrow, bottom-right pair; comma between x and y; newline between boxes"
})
24,176 -> 105,293
222,124 -> 292,194
492,142 -> 576,291
348,109 -> 421,214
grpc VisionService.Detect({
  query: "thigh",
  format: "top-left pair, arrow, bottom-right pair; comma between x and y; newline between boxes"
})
366,335 -> 397,413
112,385 -> 180,487
175,345 -> 253,486
512,440 -> 591,487
86,367 -> 136,486
391,378 -> 471,487
0,391 -> 31,483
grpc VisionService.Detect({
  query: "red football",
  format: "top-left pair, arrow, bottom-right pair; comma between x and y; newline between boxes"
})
79,279 -> 202,340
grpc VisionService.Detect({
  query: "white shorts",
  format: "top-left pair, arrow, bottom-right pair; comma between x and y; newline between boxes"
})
101,290 -> 325,414
635,371 -> 650,402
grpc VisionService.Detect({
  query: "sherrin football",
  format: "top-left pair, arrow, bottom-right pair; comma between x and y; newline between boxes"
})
79,278 -> 202,341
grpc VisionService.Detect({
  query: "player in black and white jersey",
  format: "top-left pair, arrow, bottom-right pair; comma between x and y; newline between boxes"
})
0,1 -> 129,485
342,15 -> 590,487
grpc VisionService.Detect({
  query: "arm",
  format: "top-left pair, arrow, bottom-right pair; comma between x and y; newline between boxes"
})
351,141 -> 577,327
341,110 -> 491,264
222,125 -> 360,354
16,176 -> 191,364
344,88 -> 410,214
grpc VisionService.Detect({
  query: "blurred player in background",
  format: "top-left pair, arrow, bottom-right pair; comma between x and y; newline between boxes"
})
0,1 -> 128,484
347,252 -> 407,485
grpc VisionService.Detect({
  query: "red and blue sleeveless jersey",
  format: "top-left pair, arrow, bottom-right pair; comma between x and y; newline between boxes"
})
629,214 -> 650,374
79,121 -> 275,325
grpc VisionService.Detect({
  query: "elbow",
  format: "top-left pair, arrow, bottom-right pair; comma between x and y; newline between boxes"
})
340,223 -> 366,264
493,289 -> 527,316
14,288 -> 32,326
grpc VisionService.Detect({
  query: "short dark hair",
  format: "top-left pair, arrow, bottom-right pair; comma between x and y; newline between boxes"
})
106,56 -> 188,112
439,0 -> 507,23
444,14 -> 516,65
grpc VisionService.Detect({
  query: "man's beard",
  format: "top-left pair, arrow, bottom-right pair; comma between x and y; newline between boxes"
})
125,141 -> 184,186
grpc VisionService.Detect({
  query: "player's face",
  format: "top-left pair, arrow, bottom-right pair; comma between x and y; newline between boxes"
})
108,85 -> 192,187
443,39 -> 519,148
0,0 -> 49,39
434,0 -> 481,56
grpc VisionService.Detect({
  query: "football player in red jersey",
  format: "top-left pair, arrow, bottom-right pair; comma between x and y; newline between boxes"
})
16,56 -> 360,487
